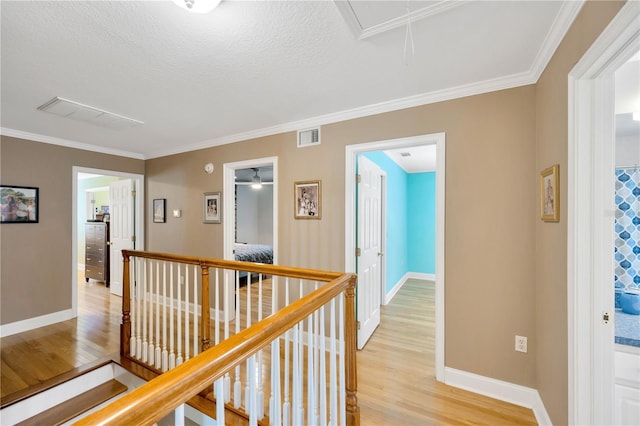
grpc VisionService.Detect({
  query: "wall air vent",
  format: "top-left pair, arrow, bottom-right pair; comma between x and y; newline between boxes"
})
297,127 -> 321,148
37,97 -> 143,130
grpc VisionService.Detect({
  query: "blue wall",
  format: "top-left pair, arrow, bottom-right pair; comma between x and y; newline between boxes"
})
408,172 -> 436,274
361,152 -> 436,295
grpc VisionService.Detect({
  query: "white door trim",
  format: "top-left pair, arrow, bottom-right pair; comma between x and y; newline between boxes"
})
345,132 -> 445,381
72,167 -> 145,315
567,3 -> 639,424
222,156 -> 278,264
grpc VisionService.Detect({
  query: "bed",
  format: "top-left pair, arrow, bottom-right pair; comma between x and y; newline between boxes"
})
234,243 -> 273,264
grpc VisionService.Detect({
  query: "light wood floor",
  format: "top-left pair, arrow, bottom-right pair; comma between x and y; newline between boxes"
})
1,275 -> 537,425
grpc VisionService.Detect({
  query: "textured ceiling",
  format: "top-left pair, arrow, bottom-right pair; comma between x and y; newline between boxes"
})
0,1 -> 583,160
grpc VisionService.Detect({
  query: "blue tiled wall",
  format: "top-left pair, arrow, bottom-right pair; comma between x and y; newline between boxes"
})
615,168 -> 640,291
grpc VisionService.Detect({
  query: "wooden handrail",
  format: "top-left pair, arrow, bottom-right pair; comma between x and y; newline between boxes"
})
122,249 -> 345,281
75,254 -> 359,426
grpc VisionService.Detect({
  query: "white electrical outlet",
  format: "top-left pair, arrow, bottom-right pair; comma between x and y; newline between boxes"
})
515,335 -> 527,353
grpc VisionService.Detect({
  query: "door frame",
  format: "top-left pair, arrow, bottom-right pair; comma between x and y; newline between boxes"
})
72,167 -> 145,315
222,156 -> 278,264
567,2 -> 639,424
345,132 -> 446,380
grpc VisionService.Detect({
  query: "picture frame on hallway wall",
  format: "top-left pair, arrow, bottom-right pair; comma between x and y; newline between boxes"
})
0,185 -> 38,223
294,180 -> 321,219
153,198 -> 166,223
203,192 -> 221,224
540,164 -> 559,222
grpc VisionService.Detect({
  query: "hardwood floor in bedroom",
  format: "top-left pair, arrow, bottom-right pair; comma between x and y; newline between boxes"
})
1,274 -> 537,425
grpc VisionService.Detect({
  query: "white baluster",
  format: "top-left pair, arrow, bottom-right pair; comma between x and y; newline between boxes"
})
193,266 -> 198,356
184,266 -> 190,362
142,260 -> 148,363
174,403 -> 184,425
215,377 -> 225,425
169,263 -> 175,370
292,322 -> 299,426
147,261 -> 154,366
270,338 -> 281,425
319,303 -> 327,426
135,258 -> 142,359
233,271 -> 241,409
329,298 -> 337,426
224,270 -> 231,403
176,264 -> 183,366
244,272 -> 252,410
248,355 -> 257,426
129,257 -> 136,357
307,313 -> 315,426
162,262 -> 168,372
257,274 -> 264,420
283,278 -> 291,426
155,261 -> 161,369
339,293 -> 346,426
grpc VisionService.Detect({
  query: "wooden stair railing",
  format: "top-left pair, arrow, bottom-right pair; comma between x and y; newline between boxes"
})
75,250 -> 360,426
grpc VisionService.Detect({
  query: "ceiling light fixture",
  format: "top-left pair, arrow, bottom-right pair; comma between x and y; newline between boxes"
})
251,168 -> 262,190
172,0 -> 222,14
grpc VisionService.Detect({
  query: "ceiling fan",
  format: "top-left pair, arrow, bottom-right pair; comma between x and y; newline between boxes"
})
235,168 -> 273,187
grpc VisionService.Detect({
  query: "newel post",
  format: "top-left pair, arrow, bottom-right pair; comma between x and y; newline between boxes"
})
200,264 -> 211,351
345,275 -> 360,426
121,250 -> 131,356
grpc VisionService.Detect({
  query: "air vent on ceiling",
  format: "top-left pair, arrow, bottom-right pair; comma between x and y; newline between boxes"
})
37,97 -> 143,130
400,152 -> 411,157
297,127 -> 321,148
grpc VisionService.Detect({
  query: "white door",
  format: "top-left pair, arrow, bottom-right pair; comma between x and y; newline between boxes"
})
357,156 -> 383,349
109,179 -> 134,297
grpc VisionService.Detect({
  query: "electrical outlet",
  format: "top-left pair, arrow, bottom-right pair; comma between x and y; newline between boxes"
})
515,335 -> 527,353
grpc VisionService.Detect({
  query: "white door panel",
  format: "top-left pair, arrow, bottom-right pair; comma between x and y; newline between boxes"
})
357,156 -> 382,349
109,179 -> 134,297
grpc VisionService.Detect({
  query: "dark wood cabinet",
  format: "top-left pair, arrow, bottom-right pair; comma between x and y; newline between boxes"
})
85,222 -> 110,286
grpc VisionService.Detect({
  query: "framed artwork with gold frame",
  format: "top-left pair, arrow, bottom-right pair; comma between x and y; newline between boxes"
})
294,180 -> 321,219
540,164 -> 559,222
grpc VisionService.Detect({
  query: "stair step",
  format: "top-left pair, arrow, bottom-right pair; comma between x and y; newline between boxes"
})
16,379 -> 127,426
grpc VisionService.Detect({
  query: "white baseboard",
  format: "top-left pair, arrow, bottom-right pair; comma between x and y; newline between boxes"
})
444,367 -> 551,425
384,272 -> 436,305
407,272 -> 435,281
0,309 -> 75,338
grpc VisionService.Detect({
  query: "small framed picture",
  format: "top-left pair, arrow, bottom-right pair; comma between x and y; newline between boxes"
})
294,180 -> 321,219
153,198 -> 166,223
0,185 -> 39,223
540,164 -> 559,222
204,192 -> 221,224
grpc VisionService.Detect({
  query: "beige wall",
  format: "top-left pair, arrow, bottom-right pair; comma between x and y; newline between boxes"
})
146,85 -> 539,388
534,1 -> 626,424
0,136 -> 144,324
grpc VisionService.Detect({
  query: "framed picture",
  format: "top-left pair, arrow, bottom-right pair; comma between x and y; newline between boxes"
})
294,180 -> 321,219
540,164 -> 559,222
204,192 -> 221,224
153,198 -> 166,223
0,185 -> 39,223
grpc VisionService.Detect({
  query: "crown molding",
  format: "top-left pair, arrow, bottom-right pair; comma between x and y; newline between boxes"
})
530,0 -> 585,82
0,127 -> 146,160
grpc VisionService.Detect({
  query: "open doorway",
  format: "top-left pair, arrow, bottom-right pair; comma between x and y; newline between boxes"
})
72,167 -> 144,317
345,132 -> 446,380
568,2 -> 639,423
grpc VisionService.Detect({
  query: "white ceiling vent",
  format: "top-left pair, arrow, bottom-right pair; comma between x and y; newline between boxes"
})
37,97 -> 143,130
297,127 -> 321,148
